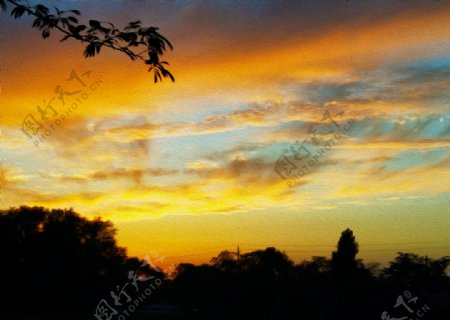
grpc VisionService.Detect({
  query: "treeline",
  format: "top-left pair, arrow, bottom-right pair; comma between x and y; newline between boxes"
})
0,206 -> 448,320
169,234 -> 449,319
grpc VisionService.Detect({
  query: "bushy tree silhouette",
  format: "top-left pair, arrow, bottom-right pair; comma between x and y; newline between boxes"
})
331,229 -> 358,272
381,252 -> 450,291
210,250 -> 238,272
0,206 -> 158,313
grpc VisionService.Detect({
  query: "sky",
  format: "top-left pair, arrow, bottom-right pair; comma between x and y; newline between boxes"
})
0,0 -> 449,269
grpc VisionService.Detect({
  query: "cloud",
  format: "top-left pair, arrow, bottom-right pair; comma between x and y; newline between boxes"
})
2,0 -> 450,226
185,156 -> 277,184
89,167 -> 179,186
336,159 -> 450,199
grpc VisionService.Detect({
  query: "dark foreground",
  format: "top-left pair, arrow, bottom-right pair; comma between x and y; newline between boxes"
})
1,207 -> 449,320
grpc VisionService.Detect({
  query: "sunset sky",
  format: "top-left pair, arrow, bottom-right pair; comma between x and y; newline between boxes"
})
0,0 -> 449,269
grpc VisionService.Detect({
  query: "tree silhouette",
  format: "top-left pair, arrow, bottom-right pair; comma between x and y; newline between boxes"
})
1,0 -> 174,83
210,250 -> 238,272
381,252 -> 450,292
329,229 -> 374,319
0,206 -> 160,313
331,228 -> 360,279
240,247 -> 294,276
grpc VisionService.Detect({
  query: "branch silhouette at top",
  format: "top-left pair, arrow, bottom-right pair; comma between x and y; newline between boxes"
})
2,0 -> 174,83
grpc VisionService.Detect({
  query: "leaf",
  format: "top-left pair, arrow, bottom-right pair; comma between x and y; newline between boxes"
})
148,51 -> 159,64
67,16 -> 78,23
69,9 -> 81,15
147,37 -> 164,54
0,0 -> 6,12
125,20 -> 141,31
11,5 -> 27,19
100,27 -> 111,35
76,25 -> 87,32
117,32 -> 137,42
83,42 -> 97,58
69,25 -> 86,35
158,34 -> 173,50
158,63 -> 175,82
45,15 -> 58,28
160,67 -> 175,82
35,4 -> 49,16
89,20 -> 101,28
34,4 -> 49,17
42,29 -> 50,39
32,17 -> 43,28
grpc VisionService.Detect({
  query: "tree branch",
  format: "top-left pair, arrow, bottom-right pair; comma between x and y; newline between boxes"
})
2,0 -> 174,83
